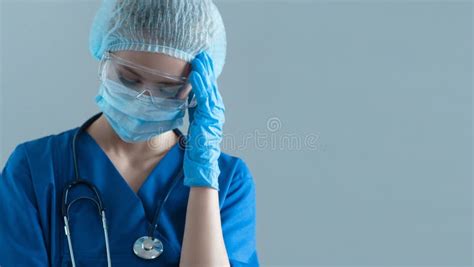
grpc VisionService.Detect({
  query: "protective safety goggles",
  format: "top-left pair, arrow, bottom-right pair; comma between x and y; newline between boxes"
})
98,51 -> 196,109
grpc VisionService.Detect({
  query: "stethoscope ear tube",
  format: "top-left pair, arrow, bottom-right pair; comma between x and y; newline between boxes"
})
63,216 -> 76,267
62,179 -> 105,217
62,178 -> 111,267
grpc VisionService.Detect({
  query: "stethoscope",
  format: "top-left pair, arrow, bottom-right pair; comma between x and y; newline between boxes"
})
62,112 -> 185,267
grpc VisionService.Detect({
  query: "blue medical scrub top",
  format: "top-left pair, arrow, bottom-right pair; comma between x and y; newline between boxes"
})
0,117 -> 259,266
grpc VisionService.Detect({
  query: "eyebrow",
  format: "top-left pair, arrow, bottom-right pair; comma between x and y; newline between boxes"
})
120,65 -> 182,85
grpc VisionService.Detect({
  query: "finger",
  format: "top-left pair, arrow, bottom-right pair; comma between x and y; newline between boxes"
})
188,71 -> 208,104
192,57 -> 214,97
198,52 -> 214,80
191,55 -> 209,80
202,52 -> 215,76
210,83 -> 224,111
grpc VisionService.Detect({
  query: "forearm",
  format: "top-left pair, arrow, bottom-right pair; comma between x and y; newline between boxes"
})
179,186 -> 230,267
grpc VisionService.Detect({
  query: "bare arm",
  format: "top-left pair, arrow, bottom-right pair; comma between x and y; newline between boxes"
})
179,187 -> 230,267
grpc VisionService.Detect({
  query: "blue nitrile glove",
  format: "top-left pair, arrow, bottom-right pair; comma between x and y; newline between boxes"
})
183,51 -> 225,191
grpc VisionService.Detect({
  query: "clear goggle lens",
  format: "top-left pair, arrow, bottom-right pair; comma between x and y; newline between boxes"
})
98,52 -> 196,109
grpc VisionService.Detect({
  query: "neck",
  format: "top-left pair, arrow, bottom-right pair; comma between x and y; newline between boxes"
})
86,114 -> 178,159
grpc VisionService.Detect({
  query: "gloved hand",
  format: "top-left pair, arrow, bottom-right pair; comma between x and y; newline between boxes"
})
183,51 -> 225,191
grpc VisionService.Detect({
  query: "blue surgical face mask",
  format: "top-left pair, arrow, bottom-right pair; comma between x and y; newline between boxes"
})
94,80 -> 186,143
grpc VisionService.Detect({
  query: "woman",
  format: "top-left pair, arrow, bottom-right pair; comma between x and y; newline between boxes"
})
0,1 -> 259,266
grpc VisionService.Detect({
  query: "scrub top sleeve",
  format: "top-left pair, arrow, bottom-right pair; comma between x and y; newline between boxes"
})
221,158 -> 260,266
0,144 -> 49,266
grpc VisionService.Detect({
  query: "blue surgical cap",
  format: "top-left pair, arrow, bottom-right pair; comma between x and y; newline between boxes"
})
89,0 -> 227,78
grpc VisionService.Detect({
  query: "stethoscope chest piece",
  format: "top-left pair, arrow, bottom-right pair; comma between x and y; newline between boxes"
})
133,236 -> 164,259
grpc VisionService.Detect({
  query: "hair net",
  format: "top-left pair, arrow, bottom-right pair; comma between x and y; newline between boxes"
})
89,0 -> 227,78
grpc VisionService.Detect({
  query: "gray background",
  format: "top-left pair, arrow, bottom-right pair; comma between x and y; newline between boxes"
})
1,0 -> 472,266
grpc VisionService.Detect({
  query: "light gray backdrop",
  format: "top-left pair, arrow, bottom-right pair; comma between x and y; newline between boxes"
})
1,0 -> 472,266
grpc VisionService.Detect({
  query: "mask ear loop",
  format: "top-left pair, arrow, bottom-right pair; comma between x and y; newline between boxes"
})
98,58 -> 106,81
187,91 -> 196,107
185,73 -> 197,108
187,88 -> 197,123
174,75 -> 196,110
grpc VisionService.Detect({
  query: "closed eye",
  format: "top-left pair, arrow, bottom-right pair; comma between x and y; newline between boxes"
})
156,85 -> 181,97
118,73 -> 140,87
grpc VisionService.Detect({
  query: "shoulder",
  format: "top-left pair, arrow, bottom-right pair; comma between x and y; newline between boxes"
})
2,127 -> 77,173
219,152 -> 255,195
216,152 -> 256,207
1,127 -> 79,205
22,127 -> 77,153
217,151 -> 253,182
13,127 -> 77,161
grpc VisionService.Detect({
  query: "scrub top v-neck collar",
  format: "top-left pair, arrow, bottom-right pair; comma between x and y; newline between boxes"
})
77,126 -> 185,225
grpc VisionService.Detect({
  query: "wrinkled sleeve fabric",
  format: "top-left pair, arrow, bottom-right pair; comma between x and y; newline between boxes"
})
221,159 -> 260,266
0,144 -> 49,266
